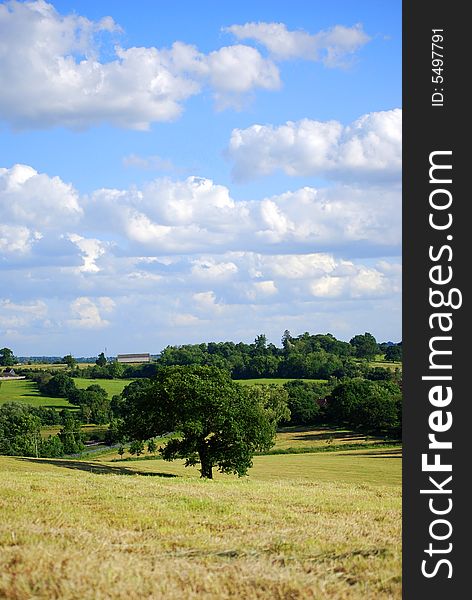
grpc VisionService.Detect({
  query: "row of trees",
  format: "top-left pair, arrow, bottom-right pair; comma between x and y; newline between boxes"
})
1,364 -> 401,471
63,332 -> 401,382
28,372 -> 112,424
0,403 -> 84,458
3,331 -> 402,377
113,366 -> 401,478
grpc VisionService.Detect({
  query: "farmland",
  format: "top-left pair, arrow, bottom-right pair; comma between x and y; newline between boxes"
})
0,350 -> 402,597
74,377 -> 133,396
0,446 -> 401,599
235,378 -> 328,386
0,377 -> 132,409
0,379 -> 72,409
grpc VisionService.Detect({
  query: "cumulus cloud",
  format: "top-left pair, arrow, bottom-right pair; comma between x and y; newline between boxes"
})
191,259 -> 239,280
67,234 -> 108,273
0,299 -> 48,332
1,164 -> 400,261
227,109 -> 402,182
83,176 -> 400,253
1,162 -> 401,349
0,164 -> 82,228
225,22 -> 370,66
0,224 -> 42,254
67,296 -> 115,328
0,1 -> 282,129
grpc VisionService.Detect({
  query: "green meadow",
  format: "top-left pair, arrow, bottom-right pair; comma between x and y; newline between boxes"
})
235,377 -> 328,386
0,379 -> 72,409
73,377 -> 134,396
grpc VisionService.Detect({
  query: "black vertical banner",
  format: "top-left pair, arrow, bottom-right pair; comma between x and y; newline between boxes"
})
403,2 -> 469,598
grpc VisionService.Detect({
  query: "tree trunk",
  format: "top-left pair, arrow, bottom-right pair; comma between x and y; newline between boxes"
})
198,443 -> 213,479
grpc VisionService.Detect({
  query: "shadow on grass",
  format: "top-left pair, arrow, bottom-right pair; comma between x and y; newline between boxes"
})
298,431 -> 367,442
345,449 -> 402,458
16,457 -> 178,477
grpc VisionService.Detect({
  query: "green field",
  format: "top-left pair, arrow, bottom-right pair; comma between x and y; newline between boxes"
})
74,377 -> 133,396
273,425 -> 397,452
0,378 -> 133,410
1,378 -> 328,411
0,447 -> 401,599
0,379 -> 72,409
235,378 -> 327,386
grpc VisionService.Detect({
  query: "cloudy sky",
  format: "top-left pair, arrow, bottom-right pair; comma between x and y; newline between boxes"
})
0,0 -> 401,356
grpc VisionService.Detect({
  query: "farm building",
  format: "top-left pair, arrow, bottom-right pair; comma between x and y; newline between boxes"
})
116,353 -> 151,364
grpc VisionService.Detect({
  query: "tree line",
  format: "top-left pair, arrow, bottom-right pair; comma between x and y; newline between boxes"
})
37,331 -> 401,381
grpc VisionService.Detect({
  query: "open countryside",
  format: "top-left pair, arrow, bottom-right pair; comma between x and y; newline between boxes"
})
0,332 -> 402,598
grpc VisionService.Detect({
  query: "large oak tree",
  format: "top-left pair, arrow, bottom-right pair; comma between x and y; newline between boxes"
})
120,365 -> 289,478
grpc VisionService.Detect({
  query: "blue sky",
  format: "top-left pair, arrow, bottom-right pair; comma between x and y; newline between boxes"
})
0,0 -> 401,356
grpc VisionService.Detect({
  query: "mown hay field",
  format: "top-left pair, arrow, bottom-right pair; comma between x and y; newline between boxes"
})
0,447 -> 401,599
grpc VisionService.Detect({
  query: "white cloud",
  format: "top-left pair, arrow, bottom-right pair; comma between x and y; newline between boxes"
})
67,296 -> 115,329
0,1 -> 284,130
250,280 -> 278,298
0,224 -> 41,254
1,163 -> 400,262
67,234 -> 108,273
170,313 -> 203,326
1,161 -> 401,350
192,291 -> 224,314
0,164 -> 82,228
191,259 -> 239,280
309,266 -> 388,299
206,44 -> 280,109
0,299 -> 48,331
85,176 -> 400,253
225,22 -> 370,66
228,109 -> 402,182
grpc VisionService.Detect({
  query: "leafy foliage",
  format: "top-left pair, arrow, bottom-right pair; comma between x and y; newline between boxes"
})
282,380 -> 329,425
0,403 -> 41,456
349,333 -> 379,360
121,366 -> 289,478
326,379 -> 401,434
69,384 -> 110,424
0,347 -> 16,367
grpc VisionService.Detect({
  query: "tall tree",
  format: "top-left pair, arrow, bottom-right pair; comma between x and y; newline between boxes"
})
96,352 -> 107,367
62,354 -> 77,369
349,332 -> 379,360
0,347 -> 16,367
121,366 -> 288,479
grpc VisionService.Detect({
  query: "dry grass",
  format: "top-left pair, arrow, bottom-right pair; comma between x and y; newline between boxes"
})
0,451 -> 401,599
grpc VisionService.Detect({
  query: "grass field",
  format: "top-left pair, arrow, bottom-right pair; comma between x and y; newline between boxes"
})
74,378 -> 133,396
15,363 -> 96,370
0,447 -> 401,599
235,378 -> 328,386
273,426 -> 398,452
0,379 -> 72,409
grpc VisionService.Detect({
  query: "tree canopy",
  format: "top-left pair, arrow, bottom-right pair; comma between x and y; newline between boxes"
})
0,347 -> 16,367
349,332 -> 379,360
120,365 -> 289,478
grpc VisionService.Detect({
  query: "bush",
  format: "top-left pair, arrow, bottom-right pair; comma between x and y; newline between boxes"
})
326,379 -> 401,434
41,435 -> 64,458
282,380 -> 327,425
39,372 -> 77,398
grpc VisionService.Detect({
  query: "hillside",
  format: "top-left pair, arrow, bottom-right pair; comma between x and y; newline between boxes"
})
0,448 -> 401,599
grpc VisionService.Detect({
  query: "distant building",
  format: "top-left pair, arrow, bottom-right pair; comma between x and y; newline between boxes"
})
116,353 -> 151,364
